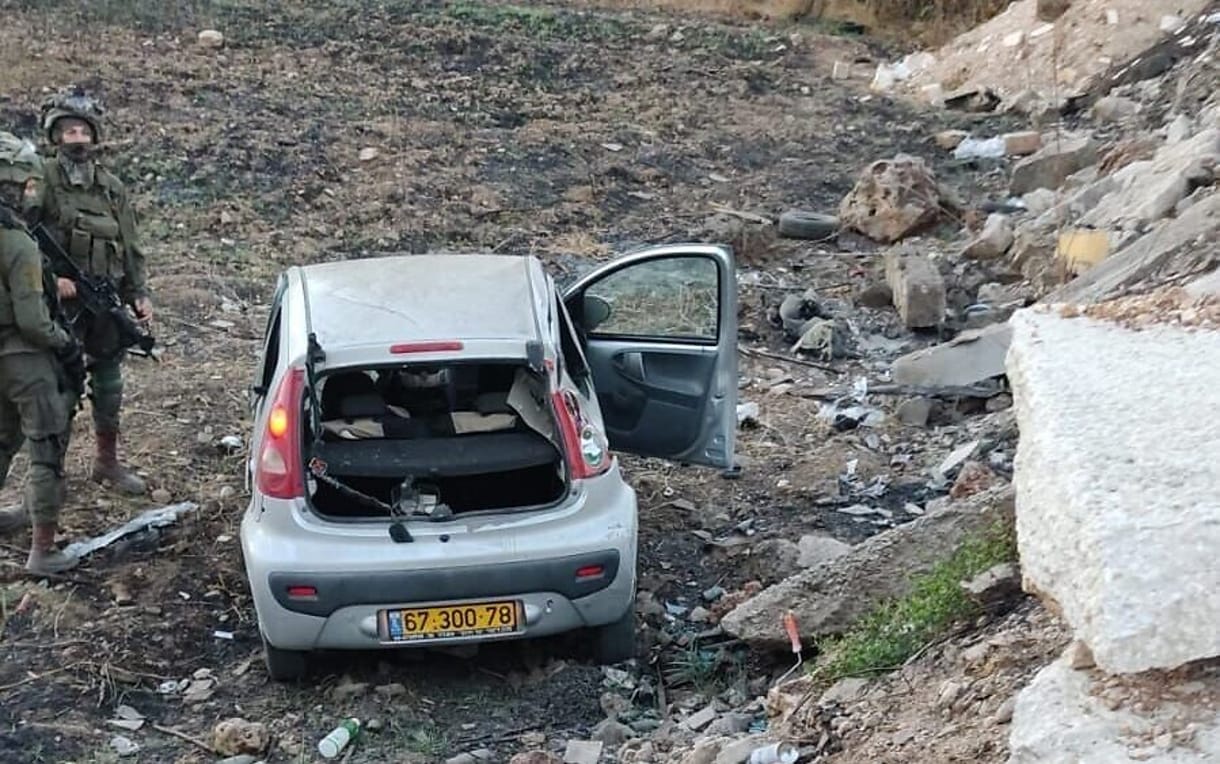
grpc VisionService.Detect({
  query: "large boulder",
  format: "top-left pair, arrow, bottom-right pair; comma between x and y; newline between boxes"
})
1008,308 -> 1220,674
719,487 -> 1014,649
1008,652 -> 1220,763
839,154 -> 944,243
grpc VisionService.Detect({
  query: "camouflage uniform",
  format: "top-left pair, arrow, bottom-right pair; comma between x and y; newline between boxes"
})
0,132 -> 83,574
34,90 -> 148,495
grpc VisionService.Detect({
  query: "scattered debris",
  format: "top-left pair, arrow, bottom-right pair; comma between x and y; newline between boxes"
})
59,502 -> 199,560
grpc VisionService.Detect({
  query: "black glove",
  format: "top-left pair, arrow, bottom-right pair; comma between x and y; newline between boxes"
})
55,338 -> 87,397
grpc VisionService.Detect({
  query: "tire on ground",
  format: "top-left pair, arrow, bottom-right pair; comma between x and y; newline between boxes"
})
777,210 -> 839,240
591,605 -> 637,664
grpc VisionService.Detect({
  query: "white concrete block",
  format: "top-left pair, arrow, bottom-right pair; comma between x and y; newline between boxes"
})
1008,309 -> 1220,673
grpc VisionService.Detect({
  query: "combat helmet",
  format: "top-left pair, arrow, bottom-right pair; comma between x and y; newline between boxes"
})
40,89 -> 105,144
0,131 -> 44,185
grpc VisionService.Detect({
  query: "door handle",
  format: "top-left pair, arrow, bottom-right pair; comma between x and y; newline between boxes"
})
612,351 -> 646,383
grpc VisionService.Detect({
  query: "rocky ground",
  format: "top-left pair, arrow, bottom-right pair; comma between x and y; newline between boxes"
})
0,0 -> 1216,763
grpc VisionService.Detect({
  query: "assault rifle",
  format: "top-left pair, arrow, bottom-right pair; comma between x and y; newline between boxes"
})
30,222 -> 156,361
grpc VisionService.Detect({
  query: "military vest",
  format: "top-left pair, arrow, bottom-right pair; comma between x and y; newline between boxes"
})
43,159 -> 127,283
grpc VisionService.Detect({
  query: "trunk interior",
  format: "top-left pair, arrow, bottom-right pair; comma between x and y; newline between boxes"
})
304,361 -> 566,519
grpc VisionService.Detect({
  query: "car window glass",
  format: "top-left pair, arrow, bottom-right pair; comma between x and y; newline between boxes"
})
258,310 -> 282,391
585,256 -> 718,341
554,295 -> 592,394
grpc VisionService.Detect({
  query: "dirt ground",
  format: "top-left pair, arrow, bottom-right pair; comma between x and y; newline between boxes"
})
0,1 -> 1012,762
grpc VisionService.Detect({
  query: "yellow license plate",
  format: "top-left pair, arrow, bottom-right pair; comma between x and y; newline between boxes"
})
380,600 -> 521,642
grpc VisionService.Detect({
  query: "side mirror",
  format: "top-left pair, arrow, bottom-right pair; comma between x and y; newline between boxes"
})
583,294 -> 612,332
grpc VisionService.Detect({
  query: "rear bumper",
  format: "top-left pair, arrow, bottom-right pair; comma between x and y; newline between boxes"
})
240,464 -> 637,651
268,549 -> 620,617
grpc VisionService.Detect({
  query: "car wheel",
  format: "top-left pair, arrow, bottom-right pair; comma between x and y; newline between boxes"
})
261,632 -> 308,681
591,606 -> 637,665
777,210 -> 839,240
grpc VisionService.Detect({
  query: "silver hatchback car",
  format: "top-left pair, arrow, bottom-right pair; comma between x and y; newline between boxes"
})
241,244 -> 738,680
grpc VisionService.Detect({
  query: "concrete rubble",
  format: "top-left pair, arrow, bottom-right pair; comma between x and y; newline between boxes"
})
719,487 -> 1014,649
884,249 -> 946,328
1008,653 -> 1220,763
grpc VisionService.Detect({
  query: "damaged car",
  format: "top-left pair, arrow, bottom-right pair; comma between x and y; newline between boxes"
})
240,244 -> 737,679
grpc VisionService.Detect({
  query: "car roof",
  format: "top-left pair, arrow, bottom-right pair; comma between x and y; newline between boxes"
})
296,254 -> 546,347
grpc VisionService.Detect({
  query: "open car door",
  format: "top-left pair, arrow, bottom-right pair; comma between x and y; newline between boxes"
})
563,244 -> 737,469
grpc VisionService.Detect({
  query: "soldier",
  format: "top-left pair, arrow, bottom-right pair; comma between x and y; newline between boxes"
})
0,131 -> 85,573
34,89 -> 150,495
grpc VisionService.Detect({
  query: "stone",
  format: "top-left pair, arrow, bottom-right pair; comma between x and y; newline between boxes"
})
375,682 -> 407,699
720,487 -> 1015,648
212,718 -> 270,756
1003,131 -> 1042,156
1010,137 -> 1098,195
706,712 -> 753,736
1008,656 -> 1220,763
1022,188 -> 1058,216
891,323 -> 1012,388
197,29 -> 225,48
1078,129 -> 1220,232
358,146 -> 380,162
839,155 -> 944,243
511,753 -> 562,764
714,736 -> 776,764
592,718 -> 634,748
110,735 -> 139,757
1160,14 -> 1186,33
960,562 -> 1021,613
682,704 -> 718,731
329,678 -> 369,702
820,677 -> 869,705
1048,193 -> 1220,304
562,740 -> 603,764
1002,30 -> 1025,48
797,534 -> 851,568
689,606 -> 712,623
885,249 -> 946,328
151,488 -> 172,504
951,461 -> 998,499
1167,115 -> 1194,145
962,213 -> 1014,260
992,696 -> 1016,725
1064,640 -> 1096,670
680,737 -> 723,764
1091,96 -> 1139,123
935,130 -> 969,151
856,282 -> 893,309
1035,0 -> 1071,22
742,538 -> 801,584
446,755 -> 478,764
896,397 -> 933,427
600,691 -> 631,719
1009,310 -> 1220,673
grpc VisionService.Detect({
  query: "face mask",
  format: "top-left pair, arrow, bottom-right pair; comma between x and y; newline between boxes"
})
0,182 -> 25,214
60,142 -> 97,163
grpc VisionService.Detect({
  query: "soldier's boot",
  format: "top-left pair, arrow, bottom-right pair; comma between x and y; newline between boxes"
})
91,430 -> 146,495
26,522 -> 78,574
0,503 -> 28,535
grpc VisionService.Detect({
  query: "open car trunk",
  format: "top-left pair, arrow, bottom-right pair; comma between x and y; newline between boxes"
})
304,361 -> 566,519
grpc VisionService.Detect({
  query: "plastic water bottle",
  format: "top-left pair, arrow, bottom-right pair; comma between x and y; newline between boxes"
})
318,717 -> 360,759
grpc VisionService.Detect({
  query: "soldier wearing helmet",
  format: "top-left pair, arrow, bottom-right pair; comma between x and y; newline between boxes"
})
0,131 -> 86,573
33,88 -> 151,495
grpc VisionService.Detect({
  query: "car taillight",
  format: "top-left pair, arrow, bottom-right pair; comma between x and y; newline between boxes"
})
256,366 -> 305,499
552,389 -> 611,480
